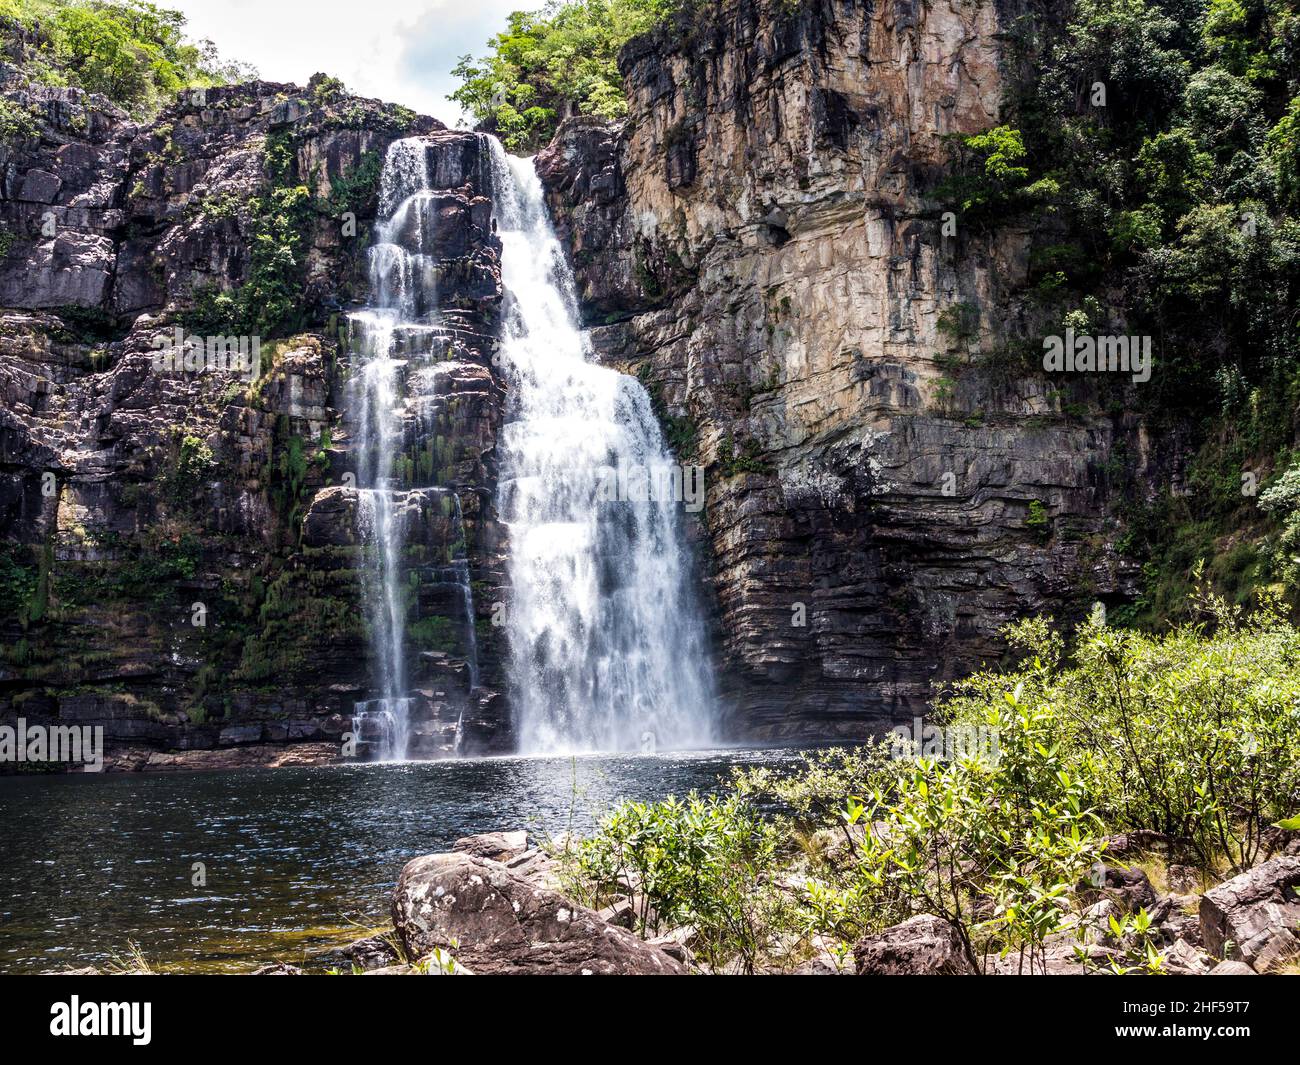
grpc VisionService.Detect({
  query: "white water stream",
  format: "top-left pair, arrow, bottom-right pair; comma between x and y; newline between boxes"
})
487,140 -> 716,754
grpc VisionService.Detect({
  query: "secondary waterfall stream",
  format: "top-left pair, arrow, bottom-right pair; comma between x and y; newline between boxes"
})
347,138 -> 480,760
487,140 -> 716,754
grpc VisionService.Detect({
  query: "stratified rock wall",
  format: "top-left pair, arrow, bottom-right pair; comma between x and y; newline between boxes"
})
0,46 -> 512,764
538,0 -> 1141,740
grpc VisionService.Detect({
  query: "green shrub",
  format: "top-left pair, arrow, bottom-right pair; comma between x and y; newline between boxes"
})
941,599 -> 1300,872
1,0 -> 251,117
571,791 -> 794,972
450,0 -> 686,151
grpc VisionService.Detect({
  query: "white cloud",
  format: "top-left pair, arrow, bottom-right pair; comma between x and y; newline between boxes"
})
168,0 -> 520,125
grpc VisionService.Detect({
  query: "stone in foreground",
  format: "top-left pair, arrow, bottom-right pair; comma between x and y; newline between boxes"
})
1199,856 -> 1300,972
853,914 -> 975,975
451,830 -> 530,863
392,852 -> 687,975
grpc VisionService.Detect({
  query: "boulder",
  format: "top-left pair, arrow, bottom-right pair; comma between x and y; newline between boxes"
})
391,852 -> 687,975
648,925 -> 697,965
853,914 -> 975,975
451,830 -> 529,863
1162,939 -> 1214,975
502,845 -> 563,892
598,897 -> 636,929
1086,862 -> 1158,912
1199,856 -> 1300,971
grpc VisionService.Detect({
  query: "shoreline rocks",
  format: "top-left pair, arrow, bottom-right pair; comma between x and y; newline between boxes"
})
391,845 -> 686,975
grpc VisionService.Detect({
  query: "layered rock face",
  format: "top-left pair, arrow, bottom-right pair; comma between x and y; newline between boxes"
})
0,38 -> 511,765
537,0 -> 1142,740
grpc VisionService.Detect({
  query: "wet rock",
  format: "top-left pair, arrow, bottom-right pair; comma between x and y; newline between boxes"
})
391,851 -> 686,975
853,915 -> 975,975
1200,856 -> 1300,972
251,963 -> 302,975
315,933 -> 400,973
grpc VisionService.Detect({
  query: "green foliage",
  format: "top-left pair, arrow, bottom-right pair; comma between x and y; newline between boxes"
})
1259,457 -> 1300,582
450,0 -> 686,151
323,149 -> 383,218
969,0 -> 1300,620
715,434 -> 771,477
634,363 -> 696,457
184,141 -> 315,338
1026,498 -> 1052,541
0,96 -> 39,140
0,0 -> 250,116
941,599 -> 1300,872
235,565 -> 362,683
935,125 -> 1060,223
570,791 -> 794,972
0,545 -> 40,626
166,433 -> 214,503
854,738 -> 1103,974
557,607 -> 1300,972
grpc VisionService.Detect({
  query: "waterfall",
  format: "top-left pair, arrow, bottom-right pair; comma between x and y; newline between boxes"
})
348,138 -> 479,760
486,139 -> 717,754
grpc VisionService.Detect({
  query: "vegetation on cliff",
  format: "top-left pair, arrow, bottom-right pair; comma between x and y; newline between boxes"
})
456,0 -> 1300,626
451,0 -> 680,150
558,596 -> 1300,973
970,0 -> 1300,625
0,0 -> 251,115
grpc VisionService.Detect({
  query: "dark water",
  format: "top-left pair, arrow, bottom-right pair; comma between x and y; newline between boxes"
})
0,748 -> 805,974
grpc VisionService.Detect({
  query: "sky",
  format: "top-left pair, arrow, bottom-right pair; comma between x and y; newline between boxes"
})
168,0 -> 523,126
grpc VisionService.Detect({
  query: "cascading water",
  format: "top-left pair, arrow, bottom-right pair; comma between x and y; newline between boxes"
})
348,138 -> 479,760
486,138 -> 717,754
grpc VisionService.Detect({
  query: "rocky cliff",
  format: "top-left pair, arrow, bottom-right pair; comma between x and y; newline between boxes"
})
0,23 -> 512,766
536,0 -> 1143,741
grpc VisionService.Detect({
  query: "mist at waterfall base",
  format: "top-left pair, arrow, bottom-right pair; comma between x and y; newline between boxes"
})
347,135 -> 718,759
0,749 -> 807,973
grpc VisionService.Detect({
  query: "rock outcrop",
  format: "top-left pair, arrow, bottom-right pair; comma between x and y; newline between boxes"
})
1199,856 -> 1300,972
391,850 -> 687,975
853,914 -> 975,975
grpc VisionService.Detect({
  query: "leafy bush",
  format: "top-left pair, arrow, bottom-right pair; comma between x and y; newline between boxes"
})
571,791 -> 794,972
940,600 -> 1300,871
0,0 -> 251,116
451,0 -> 685,151
558,606 -> 1300,973
1259,459 -> 1300,582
